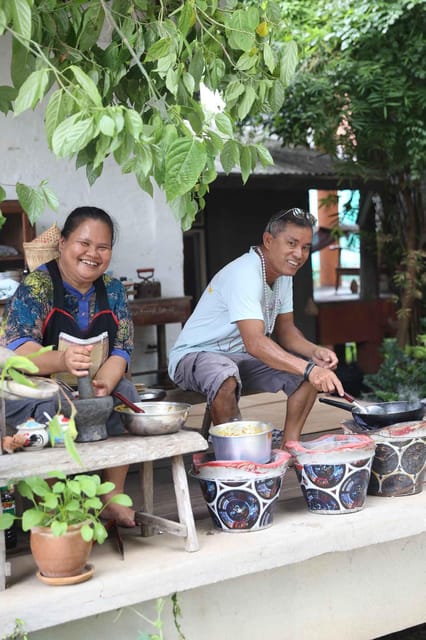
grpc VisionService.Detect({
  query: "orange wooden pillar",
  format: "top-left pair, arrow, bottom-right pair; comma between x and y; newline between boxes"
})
317,190 -> 339,287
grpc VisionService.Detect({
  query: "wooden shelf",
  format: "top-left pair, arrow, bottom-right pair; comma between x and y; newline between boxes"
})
0,200 -> 35,272
0,255 -> 24,263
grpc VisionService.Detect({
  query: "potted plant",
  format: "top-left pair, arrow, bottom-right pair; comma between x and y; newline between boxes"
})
0,471 -> 132,583
363,331 -> 426,402
0,347 -> 133,583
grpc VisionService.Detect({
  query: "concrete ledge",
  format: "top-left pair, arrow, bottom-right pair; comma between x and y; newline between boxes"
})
1,479 -> 426,636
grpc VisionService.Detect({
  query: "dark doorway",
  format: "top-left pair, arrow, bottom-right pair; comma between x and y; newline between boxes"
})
182,176 -> 316,341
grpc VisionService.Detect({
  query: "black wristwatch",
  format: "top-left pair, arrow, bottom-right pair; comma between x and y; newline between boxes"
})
303,360 -> 316,381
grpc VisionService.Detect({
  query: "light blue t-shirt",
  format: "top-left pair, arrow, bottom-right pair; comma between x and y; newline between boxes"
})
168,248 -> 293,378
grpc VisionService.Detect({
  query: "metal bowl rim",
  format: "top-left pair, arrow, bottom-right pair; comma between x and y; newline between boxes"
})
114,401 -> 191,415
209,421 -> 274,438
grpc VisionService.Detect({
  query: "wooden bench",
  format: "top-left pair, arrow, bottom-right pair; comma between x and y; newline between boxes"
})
0,430 -> 208,590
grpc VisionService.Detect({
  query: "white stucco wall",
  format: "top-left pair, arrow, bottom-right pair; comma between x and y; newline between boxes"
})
0,37 -> 185,376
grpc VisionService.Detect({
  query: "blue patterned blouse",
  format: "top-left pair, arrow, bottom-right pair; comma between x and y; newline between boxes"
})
1,266 -> 133,365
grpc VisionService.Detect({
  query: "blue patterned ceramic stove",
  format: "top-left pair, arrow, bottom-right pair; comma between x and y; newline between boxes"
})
342,420 -> 426,497
287,435 -> 376,515
190,449 -> 291,532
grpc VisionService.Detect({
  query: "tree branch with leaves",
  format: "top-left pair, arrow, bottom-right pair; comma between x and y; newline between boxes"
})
0,0 -> 297,229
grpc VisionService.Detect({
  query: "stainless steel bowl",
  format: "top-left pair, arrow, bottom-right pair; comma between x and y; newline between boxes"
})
209,420 -> 274,463
114,401 -> 191,436
139,388 -> 166,401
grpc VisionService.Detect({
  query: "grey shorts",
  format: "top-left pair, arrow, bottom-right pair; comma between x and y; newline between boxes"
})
173,351 -> 305,406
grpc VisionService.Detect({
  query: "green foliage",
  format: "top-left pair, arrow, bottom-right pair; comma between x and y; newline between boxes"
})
0,0 -> 298,229
0,348 -> 81,463
364,334 -> 426,401
46,400 -> 80,465
0,353 -> 39,388
171,592 -> 186,640
0,179 -> 59,229
269,0 -> 426,344
272,0 -> 426,177
115,598 -> 167,640
1,619 -> 28,640
0,471 -> 133,544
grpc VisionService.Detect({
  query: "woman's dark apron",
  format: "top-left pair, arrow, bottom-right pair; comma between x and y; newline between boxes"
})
42,260 -> 118,349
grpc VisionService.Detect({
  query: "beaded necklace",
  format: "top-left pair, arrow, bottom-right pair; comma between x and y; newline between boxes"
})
253,246 -> 281,336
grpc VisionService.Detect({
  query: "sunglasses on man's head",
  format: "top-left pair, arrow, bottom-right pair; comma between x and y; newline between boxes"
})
266,208 -> 317,232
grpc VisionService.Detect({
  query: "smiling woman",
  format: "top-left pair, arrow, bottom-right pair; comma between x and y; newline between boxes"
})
0,206 -> 141,527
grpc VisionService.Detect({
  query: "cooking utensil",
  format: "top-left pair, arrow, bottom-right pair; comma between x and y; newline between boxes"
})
318,396 -> 424,429
139,388 -> 166,402
342,391 -> 365,411
114,401 -> 191,435
75,375 -> 111,442
112,390 -> 145,413
209,421 -> 274,464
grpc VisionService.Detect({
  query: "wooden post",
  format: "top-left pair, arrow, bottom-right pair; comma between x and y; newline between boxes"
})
317,189 -> 339,287
171,455 -> 199,552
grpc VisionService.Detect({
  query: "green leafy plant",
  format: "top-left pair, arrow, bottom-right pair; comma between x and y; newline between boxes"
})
45,393 -> 80,465
0,471 -> 132,544
114,594 -> 187,640
114,598 -> 166,640
171,592 -> 186,640
0,352 -> 39,391
363,334 -> 426,402
0,347 -> 81,464
0,0 -> 297,229
1,619 -> 28,640
269,0 -> 426,345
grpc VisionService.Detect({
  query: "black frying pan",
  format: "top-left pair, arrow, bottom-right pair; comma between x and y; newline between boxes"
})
318,397 -> 425,429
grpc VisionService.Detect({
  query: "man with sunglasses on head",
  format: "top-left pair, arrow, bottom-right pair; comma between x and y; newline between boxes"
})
168,208 -> 344,446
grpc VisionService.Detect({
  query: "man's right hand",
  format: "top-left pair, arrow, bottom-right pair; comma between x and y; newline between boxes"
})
307,365 -> 344,396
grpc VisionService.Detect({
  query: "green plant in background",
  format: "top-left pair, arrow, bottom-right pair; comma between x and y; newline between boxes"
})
1,619 -> 28,640
0,347 -> 81,463
0,0 -> 297,230
0,180 -> 59,231
364,332 -> 426,401
171,592 -> 186,640
115,598 -> 166,640
114,594 -> 186,640
0,472 -> 132,543
268,0 -> 426,346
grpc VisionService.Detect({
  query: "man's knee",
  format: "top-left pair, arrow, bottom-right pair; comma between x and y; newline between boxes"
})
216,376 -> 238,394
212,376 -> 240,406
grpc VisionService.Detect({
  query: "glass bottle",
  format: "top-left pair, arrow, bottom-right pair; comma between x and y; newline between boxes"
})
1,485 -> 18,549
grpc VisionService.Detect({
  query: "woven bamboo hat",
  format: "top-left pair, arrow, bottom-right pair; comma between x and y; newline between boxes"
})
23,223 -> 61,272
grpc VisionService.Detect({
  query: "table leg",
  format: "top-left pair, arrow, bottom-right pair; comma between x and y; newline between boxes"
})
140,461 -> 154,537
156,325 -> 167,371
171,454 -> 199,552
0,530 -> 5,590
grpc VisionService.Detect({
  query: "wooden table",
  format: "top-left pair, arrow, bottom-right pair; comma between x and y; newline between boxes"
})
0,429 -> 208,590
129,296 -> 192,380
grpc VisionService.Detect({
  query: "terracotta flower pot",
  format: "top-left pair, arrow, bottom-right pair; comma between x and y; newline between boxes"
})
30,522 -> 93,578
